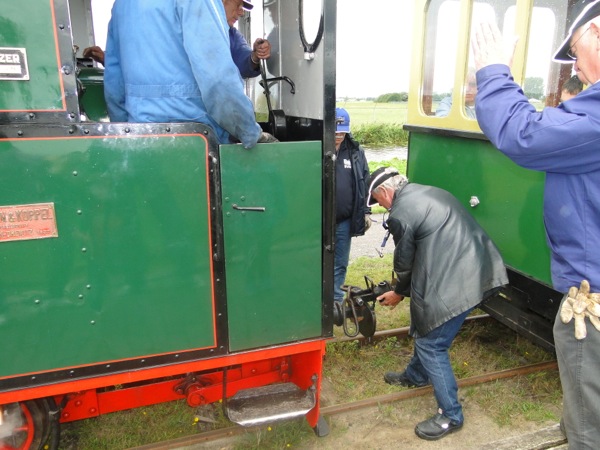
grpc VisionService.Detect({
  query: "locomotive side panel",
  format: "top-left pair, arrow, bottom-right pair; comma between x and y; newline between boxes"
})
220,141 -> 322,351
0,132 -> 218,380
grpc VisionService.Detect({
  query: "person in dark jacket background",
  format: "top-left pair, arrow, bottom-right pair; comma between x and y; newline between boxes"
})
334,107 -> 370,304
368,167 -> 508,441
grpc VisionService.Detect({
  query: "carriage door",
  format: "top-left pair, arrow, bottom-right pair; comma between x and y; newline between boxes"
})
220,142 -> 322,351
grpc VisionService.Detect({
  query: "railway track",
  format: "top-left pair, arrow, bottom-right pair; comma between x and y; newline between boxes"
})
129,315 -> 559,450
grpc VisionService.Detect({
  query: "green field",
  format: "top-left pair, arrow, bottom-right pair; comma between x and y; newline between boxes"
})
336,101 -> 408,127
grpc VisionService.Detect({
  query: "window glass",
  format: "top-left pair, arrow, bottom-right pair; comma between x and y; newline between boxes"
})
92,0 -> 115,49
422,0 -> 460,116
525,1 -> 572,108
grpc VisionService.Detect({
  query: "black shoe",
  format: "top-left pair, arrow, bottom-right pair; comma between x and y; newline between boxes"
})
383,371 -> 428,388
415,413 -> 463,441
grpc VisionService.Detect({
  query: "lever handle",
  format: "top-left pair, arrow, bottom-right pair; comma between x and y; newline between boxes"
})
232,204 -> 266,212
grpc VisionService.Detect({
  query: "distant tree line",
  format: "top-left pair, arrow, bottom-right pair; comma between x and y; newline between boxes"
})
342,77 -> 545,103
375,92 -> 409,102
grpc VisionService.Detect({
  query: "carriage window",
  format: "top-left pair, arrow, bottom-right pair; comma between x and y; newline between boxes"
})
422,0 -> 460,116
423,0 -> 510,119
525,1 -> 571,108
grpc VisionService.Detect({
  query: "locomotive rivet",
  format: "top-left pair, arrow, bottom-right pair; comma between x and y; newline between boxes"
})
216,278 -> 221,282
124,127 -> 131,133
240,196 -> 246,201
69,370 -> 75,375
90,320 -> 95,325
106,364 -> 110,368
86,285 -> 91,289
166,127 -> 171,132
69,113 -> 76,119
68,128 -> 74,134
73,171 -> 78,176
59,24 -> 65,30
226,212 -> 231,217
224,197 -> 230,202
203,130 -> 208,135
89,408 -> 96,414
141,359 -> 145,363
17,130 -> 23,136
77,209 -> 82,215
31,376 -> 36,380
218,313 -> 222,317
34,299 -> 40,304
29,113 -> 35,119
75,400 -> 82,407
84,129 -> 90,135
63,412 -> 70,419
81,248 -> 87,252
174,354 -> 180,358
78,294 -> 83,299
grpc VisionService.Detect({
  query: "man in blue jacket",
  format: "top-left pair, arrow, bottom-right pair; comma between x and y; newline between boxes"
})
334,108 -> 370,304
223,0 -> 271,79
472,1 -> 600,447
104,0 -> 264,149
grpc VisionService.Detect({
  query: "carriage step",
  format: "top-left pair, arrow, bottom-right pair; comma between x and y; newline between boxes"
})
226,382 -> 316,426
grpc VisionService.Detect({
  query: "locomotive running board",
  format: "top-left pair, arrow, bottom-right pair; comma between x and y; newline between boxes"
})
226,382 -> 316,426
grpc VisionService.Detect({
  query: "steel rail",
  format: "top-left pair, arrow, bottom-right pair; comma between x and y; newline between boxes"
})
128,359 -> 558,450
331,313 -> 492,344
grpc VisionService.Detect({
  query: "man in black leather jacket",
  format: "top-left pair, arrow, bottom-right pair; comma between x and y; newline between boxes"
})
368,167 -> 508,441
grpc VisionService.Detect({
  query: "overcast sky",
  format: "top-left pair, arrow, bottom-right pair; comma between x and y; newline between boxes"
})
336,1 -> 413,97
92,0 -> 413,98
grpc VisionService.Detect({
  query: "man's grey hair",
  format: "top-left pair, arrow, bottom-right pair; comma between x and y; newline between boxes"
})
373,174 -> 409,195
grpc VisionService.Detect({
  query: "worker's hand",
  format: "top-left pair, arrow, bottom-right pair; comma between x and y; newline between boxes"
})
83,46 -> 105,65
560,280 -> 600,340
364,215 -> 372,232
253,38 -> 271,60
257,132 -> 279,144
377,291 -> 404,310
471,21 -> 518,71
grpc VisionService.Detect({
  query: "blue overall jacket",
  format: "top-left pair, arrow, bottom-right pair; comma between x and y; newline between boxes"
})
476,64 -> 600,292
104,0 -> 261,148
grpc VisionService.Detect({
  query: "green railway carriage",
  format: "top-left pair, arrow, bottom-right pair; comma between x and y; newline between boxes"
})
406,0 -> 577,349
0,0 -> 337,447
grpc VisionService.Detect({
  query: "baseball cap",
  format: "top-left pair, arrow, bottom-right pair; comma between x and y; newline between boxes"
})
366,167 -> 400,206
335,107 -> 350,133
243,0 -> 253,10
553,0 -> 600,62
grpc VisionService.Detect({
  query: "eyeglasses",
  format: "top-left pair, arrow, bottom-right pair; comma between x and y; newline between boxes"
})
567,27 -> 590,60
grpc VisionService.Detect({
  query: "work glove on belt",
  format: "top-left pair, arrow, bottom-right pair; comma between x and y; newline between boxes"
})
560,280 -> 600,340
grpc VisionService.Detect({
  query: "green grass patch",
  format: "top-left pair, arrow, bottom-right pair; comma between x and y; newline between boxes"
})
336,101 -> 408,126
352,123 -> 408,148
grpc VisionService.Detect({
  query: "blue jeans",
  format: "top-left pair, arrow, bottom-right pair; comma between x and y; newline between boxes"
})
404,308 -> 472,424
334,219 -> 352,303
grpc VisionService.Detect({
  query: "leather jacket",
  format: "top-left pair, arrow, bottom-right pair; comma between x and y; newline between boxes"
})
388,183 -> 508,336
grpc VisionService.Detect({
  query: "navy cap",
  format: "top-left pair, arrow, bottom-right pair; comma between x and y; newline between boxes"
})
335,107 -> 350,133
554,0 -> 600,62
367,167 -> 400,206
243,0 -> 253,10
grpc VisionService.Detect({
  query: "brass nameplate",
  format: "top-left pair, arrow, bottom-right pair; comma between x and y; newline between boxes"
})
0,202 -> 58,243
